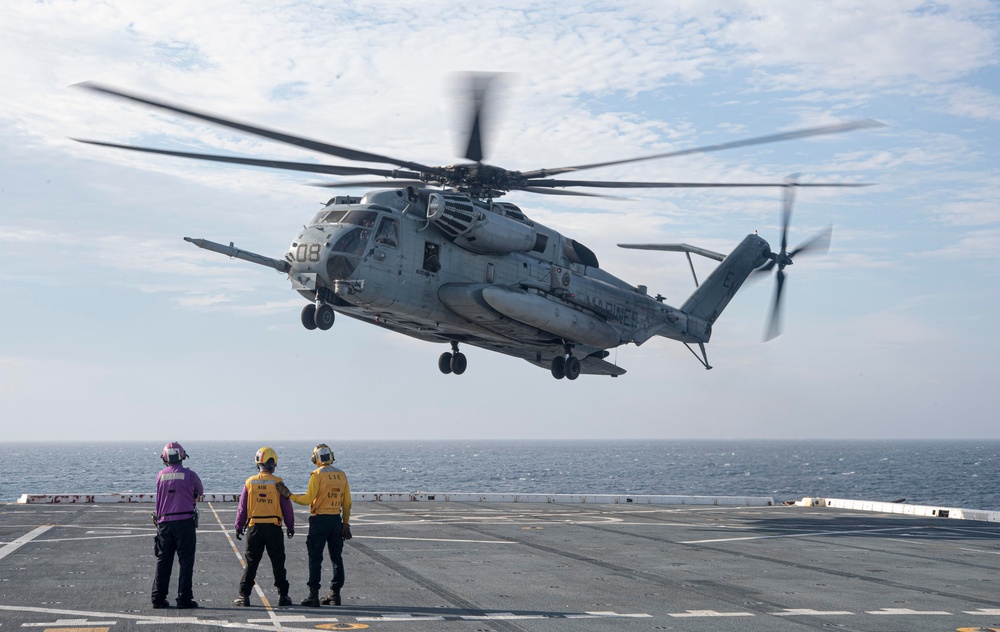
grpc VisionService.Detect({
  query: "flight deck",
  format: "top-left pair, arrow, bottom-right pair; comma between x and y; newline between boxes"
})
2,494 -> 999,631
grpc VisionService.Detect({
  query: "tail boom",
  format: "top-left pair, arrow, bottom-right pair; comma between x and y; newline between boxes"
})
678,234 -> 770,335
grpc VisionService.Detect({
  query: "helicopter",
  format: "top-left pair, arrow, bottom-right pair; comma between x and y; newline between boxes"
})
74,77 -> 881,380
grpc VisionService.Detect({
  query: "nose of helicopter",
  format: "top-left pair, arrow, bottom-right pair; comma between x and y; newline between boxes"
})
286,226 -> 332,276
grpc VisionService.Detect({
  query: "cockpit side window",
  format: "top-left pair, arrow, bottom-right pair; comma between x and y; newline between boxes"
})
374,217 -> 399,247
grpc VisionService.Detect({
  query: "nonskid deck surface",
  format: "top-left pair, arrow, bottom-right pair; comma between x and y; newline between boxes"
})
1,500 -> 999,631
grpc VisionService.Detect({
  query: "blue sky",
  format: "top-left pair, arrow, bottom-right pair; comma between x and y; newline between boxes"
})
2,1 -> 998,441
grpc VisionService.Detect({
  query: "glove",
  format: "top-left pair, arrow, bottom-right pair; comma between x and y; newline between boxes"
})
275,482 -> 292,499
287,529 -> 294,539
342,524 -> 352,540
235,528 -> 244,541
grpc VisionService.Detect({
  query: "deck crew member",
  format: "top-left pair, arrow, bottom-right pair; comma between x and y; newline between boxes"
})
234,446 -> 295,607
152,441 -> 204,610
277,443 -> 352,607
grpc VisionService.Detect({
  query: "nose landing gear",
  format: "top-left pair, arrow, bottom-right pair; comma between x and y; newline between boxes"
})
438,342 -> 468,376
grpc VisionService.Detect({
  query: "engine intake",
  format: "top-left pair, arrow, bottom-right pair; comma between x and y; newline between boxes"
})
427,192 -> 543,255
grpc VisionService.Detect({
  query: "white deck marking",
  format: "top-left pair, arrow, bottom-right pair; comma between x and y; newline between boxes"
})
247,616 -> 342,623
21,619 -> 117,627
867,608 -> 952,615
0,606 -> 312,630
355,535 -> 515,544
352,611 -> 651,622
965,609 -> 1000,615
681,525 -> 918,543
208,502 -> 285,631
772,609 -> 854,615
669,610 -> 754,617
356,614 -> 447,622
0,525 -> 52,561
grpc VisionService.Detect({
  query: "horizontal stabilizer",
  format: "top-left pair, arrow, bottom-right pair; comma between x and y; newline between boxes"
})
618,242 -> 726,262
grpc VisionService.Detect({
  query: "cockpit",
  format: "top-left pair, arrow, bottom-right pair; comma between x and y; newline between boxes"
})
294,206 -> 400,282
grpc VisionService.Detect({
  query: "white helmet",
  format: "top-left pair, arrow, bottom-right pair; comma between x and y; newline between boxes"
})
311,444 -> 334,465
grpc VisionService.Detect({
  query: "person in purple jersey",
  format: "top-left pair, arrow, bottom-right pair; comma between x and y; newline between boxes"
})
233,446 -> 296,607
151,441 -> 204,609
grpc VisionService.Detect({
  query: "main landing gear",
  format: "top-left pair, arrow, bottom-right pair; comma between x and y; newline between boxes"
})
550,345 -> 581,380
301,303 -> 335,331
438,342 -> 468,375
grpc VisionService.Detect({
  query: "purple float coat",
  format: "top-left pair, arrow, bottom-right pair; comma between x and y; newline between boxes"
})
154,464 -> 204,523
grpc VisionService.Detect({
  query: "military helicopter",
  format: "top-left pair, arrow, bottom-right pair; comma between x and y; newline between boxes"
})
74,77 -> 880,380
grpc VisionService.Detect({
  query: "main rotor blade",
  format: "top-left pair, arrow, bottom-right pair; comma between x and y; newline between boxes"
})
461,73 -> 499,163
523,178 -> 872,190
310,179 -> 429,189
520,119 -> 886,179
521,186 -> 621,198
76,82 -> 440,175
765,269 -> 786,342
73,139 -> 423,178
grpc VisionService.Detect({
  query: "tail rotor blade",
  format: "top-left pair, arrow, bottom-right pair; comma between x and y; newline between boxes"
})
789,225 -> 832,258
765,269 -> 786,341
780,175 -> 799,255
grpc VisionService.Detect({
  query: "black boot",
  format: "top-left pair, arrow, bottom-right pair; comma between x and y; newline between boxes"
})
300,589 -> 320,607
277,593 -> 292,607
320,590 -> 341,606
233,594 -> 251,607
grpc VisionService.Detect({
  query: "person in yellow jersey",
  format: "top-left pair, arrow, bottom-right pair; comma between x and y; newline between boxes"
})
276,443 -> 352,607
233,446 -> 295,607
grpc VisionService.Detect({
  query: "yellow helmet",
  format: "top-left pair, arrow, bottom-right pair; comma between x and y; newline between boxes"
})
255,446 -> 278,470
311,443 -> 334,465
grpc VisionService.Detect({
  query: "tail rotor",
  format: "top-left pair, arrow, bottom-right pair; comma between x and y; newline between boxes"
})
755,175 -> 832,341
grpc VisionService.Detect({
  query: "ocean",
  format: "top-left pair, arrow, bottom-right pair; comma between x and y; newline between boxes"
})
1,440 -> 997,510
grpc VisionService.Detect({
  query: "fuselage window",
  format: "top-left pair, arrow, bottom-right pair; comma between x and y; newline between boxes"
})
422,242 -> 441,273
485,262 -> 495,284
374,217 -> 399,247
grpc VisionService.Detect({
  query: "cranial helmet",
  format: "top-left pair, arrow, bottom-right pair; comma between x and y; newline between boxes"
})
255,446 -> 278,471
162,442 -> 187,465
311,444 -> 334,465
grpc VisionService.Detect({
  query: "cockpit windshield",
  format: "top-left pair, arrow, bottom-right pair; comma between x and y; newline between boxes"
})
342,210 -> 380,228
309,208 -> 378,227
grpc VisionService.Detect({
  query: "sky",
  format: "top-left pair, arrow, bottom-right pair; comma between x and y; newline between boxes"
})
1,1 -> 999,441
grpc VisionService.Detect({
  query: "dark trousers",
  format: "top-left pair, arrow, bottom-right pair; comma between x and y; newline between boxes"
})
239,523 -> 289,596
151,518 -> 197,604
306,514 -> 345,592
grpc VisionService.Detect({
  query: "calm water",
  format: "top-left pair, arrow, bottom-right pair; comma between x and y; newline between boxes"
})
1,440 -> 997,510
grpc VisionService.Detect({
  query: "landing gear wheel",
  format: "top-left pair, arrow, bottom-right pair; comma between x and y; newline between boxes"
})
451,352 -> 468,375
551,356 -> 566,380
565,356 -> 581,380
438,352 -> 453,375
315,304 -> 335,330
300,304 -> 317,330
